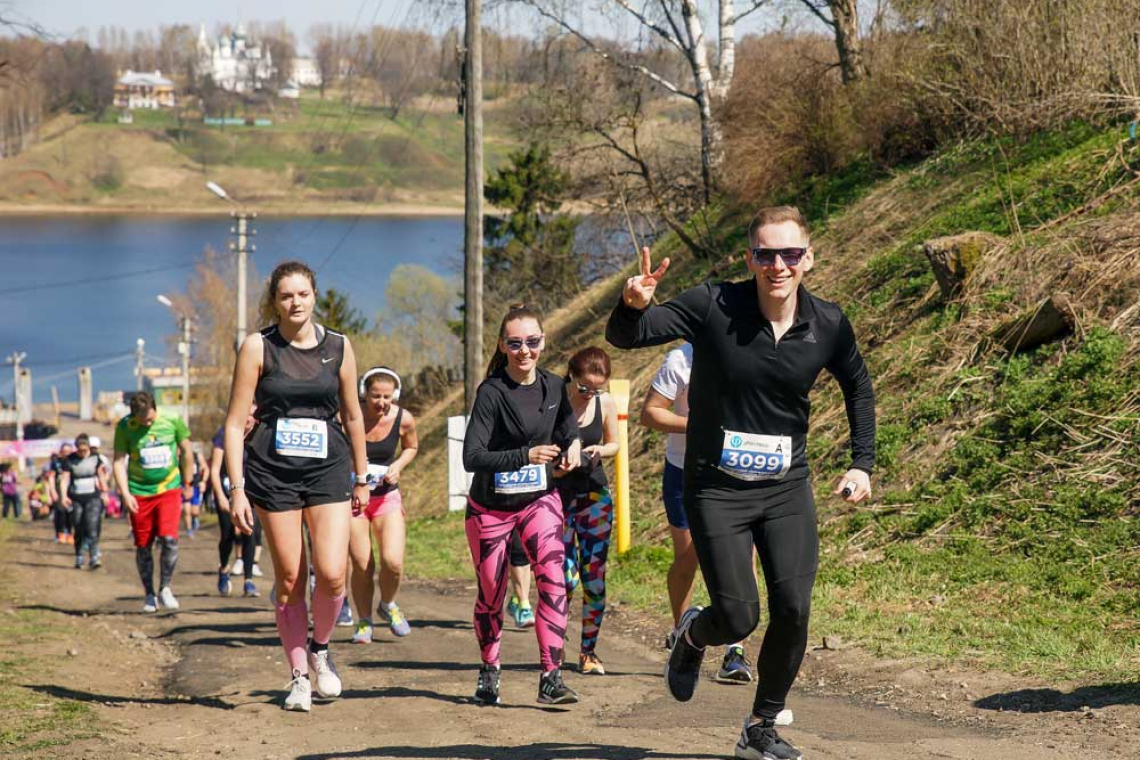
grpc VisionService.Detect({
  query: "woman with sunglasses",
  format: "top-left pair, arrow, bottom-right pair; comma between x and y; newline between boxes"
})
463,303 -> 582,706
556,347 -> 619,676
349,367 -> 418,644
607,206 -> 875,760
223,260 -> 371,713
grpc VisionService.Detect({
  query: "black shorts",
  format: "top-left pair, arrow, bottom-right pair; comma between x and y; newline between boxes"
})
245,462 -> 353,512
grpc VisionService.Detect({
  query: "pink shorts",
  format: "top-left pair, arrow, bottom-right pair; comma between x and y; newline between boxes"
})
356,488 -> 404,521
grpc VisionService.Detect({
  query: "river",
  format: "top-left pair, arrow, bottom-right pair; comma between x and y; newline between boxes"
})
0,215 -> 463,402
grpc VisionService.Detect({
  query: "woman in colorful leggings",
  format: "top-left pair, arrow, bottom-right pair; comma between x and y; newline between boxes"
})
556,347 -> 619,676
462,303 -> 582,706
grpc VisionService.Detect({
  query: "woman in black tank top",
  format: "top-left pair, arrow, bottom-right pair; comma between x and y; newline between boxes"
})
555,347 -> 619,676
347,367 -> 419,643
222,260 -> 370,713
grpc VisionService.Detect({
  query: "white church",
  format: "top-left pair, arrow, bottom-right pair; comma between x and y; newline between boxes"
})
197,24 -> 276,93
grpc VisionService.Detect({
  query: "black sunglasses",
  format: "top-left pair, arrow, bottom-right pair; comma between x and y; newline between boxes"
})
504,335 -> 544,352
750,247 -> 807,267
575,382 -> 606,398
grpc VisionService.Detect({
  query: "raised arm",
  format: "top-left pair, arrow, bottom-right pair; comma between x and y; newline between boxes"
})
606,249 -> 711,349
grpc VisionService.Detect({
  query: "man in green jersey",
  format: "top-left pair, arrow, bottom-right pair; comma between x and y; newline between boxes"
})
112,392 -> 194,612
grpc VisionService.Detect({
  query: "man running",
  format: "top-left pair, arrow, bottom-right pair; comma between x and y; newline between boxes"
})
113,391 -> 194,612
641,343 -> 756,686
607,206 -> 875,760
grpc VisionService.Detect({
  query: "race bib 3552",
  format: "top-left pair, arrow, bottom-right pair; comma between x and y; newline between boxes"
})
717,430 -> 791,482
275,418 -> 329,459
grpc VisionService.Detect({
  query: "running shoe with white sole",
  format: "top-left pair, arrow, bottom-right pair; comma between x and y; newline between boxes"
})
159,587 -> 180,610
716,645 -> 754,684
734,716 -> 803,760
474,663 -> 501,705
251,563 -> 264,578
89,554 -> 102,570
243,580 -> 259,598
352,619 -> 373,644
307,649 -> 342,699
378,602 -> 411,637
516,605 -> 536,629
142,593 -> 158,613
218,571 -> 232,596
336,600 -> 354,627
579,652 -> 605,675
74,555 -> 83,569
538,668 -> 580,705
231,558 -> 244,576
283,670 -> 312,712
665,606 -> 705,702
507,596 -> 522,626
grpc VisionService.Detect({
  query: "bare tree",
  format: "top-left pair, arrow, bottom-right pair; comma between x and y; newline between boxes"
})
795,0 -> 867,83
309,24 -> 342,98
513,0 -> 771,203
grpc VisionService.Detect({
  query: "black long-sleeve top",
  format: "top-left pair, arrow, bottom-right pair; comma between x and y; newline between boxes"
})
606,280 -> 875,494
463,368 -> 581,510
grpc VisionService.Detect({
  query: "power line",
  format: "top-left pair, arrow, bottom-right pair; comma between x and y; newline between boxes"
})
0,260 -> 204,298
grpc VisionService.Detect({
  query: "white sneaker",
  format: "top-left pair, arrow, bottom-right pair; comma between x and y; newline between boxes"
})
307,649 -> 342,699
775,709 -> 794,726
251,563 -> 264,578
231,558 -> 244,575
143,593 -> 158,613
283,670 -> 312,712
159,587 -> 180,610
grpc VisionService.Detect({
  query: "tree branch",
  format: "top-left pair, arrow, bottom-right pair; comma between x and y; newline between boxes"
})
728,0 -> 773,26
611,0 -> 684,51
518,0 -> 696,99
797,0 -> 837,30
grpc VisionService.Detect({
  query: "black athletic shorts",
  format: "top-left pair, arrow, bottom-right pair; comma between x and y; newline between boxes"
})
246,464 -> 353,512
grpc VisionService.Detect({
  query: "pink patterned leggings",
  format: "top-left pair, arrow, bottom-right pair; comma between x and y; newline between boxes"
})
465,491 -> 567,672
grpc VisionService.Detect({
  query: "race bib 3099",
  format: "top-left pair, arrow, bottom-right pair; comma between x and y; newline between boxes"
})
717,430 -> 791,482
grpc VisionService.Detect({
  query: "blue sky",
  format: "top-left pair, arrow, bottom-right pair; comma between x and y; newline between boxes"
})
13,0 -> 781,50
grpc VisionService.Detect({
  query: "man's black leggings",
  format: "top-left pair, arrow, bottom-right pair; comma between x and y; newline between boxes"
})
685,477 -> 818,720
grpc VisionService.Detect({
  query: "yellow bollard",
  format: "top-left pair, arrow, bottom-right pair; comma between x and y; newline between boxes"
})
610,378 -> 632,554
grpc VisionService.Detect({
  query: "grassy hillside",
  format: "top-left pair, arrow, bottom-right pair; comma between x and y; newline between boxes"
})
0,94 -> 518,212
400,120 -> 1140,682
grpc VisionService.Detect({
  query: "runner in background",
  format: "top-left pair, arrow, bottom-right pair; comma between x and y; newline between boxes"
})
113,391 -> 194,612
349,367 -> 418,644
223,260 -> 370,713
1,462 -> 20,519
60,434 -> 109,569
641,344 -> 757,686
184,444 -> 209,538
556,347 -> 619,676
50,444 -> 74,544
210,406 -> 261,597
505,532 -> 536,628
463,304 -> 581,706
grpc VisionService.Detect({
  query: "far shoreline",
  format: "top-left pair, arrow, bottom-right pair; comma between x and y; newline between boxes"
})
0,201 -> 466,218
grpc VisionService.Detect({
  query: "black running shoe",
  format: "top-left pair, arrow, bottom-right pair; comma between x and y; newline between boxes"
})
716,645 -> 754,684
734,717 -> 803,760
665,606 -> 705,702
474,664 -> 501,705
537,668 -> 580,705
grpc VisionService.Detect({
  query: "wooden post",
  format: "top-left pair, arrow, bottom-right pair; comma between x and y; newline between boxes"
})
610,379 -> 632,555
463,0 -> 484,413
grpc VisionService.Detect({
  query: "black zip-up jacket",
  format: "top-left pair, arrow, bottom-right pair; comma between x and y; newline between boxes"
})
463,368 -> 581,510
606,279 -> 875,492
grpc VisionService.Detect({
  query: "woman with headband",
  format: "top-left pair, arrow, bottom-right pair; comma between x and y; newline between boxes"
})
348,367 -> 419,644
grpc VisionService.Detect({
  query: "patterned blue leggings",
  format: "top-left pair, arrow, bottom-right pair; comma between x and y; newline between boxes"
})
561,489 -> 614,655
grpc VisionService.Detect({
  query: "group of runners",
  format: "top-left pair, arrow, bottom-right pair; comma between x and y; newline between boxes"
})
76,205 -> 873,760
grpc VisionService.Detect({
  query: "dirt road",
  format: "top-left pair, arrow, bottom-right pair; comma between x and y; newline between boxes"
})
4,518 -> 1134,760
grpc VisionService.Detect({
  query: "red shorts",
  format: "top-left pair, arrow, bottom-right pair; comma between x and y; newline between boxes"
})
355,488 -> 404,521
129,488 -> 182,547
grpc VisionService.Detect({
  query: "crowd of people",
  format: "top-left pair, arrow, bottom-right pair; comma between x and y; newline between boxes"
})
5,205 -> 874,760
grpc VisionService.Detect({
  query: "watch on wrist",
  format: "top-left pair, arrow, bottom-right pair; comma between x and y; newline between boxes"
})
354,474 -> 369,486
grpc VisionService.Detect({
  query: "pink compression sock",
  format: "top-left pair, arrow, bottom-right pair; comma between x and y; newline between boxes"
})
274,600 -> 309,674
310,589 -> 345,647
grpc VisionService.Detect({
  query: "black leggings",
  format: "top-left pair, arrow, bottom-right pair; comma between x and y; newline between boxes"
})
217,508 -> 261,580
685,478 -> 818,720
509,529 -> 529,568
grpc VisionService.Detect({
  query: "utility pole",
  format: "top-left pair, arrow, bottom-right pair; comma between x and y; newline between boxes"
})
178,318 -> 191,426
230,210 -> 257,349
463,0 -> 484,413
136,338 -> 146,392
6,351 -> 26,474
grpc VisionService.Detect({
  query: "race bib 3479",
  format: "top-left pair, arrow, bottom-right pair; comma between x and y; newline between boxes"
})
493,464 -> 548,495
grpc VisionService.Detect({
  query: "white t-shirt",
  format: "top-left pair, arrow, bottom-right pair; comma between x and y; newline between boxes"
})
650,343 -> 692,469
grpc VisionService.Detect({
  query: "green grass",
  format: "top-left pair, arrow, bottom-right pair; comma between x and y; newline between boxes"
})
0,523 -> 97,755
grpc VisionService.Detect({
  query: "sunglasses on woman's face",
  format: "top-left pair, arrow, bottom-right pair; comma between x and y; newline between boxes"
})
750,246 -> 807,267
575,382 -> 606,398
504,335 -> 544,352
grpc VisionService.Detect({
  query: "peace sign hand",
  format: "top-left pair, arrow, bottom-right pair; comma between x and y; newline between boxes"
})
622,246 -> 670,310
